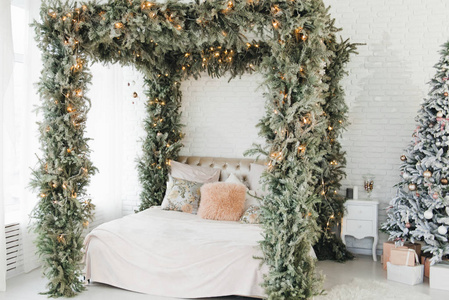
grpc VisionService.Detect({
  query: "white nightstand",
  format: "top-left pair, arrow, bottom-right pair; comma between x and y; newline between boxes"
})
341,200 -> 379,261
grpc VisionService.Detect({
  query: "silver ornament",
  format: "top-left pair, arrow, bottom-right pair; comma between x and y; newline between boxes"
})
424,210 -> 434,219
438,225 -> 448,235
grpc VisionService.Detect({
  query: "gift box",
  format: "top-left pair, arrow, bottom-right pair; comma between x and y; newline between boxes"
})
421,256 -> 431,278
387,262 -> 424,285
430,262 -> 449,291
390,247 -> 417,266
382,241 -> 422,270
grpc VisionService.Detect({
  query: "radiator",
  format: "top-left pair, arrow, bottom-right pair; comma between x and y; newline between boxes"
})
5,223 -> 23,279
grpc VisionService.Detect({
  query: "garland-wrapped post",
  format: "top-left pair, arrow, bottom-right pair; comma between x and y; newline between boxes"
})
246,1 -> 339,298
313,29 -> 358,262
31,1 -> 96,296
137,66 -> 184,211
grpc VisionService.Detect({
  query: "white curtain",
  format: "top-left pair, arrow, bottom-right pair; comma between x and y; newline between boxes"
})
0,0 -> 14,292
20,0 -> 42,273
86,63 -> 125,227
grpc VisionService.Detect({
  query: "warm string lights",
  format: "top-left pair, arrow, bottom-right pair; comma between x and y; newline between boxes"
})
141,1 -> 155,10
149,98 -> 166,106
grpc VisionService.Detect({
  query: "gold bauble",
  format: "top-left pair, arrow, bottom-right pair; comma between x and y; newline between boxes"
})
408,183 -> 416,191
423,170 -> 432,178
441,178 -> 448,185
400,155 -> 407,161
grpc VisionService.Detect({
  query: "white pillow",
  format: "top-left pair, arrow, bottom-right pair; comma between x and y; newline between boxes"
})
245,190 -> 260,210
248,163 -> 267,197
170,160 -> 220,183
225,173 -> 244,185
226,173 -> 260,210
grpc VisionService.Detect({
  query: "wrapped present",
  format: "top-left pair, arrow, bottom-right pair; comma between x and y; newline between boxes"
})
430,262 -> 449,291
387,262 -> 424,285
390,247 -> 417,266
421,256 -> 431,278
382,241 -> 422,270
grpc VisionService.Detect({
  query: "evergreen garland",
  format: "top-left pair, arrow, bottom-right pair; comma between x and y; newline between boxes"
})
31,0 -> 355,297
312,33 -> 357,262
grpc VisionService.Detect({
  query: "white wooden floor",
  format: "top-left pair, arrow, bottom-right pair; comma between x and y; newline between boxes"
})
0,255 -> 446,299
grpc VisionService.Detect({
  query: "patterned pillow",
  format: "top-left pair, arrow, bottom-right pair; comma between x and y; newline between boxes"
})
240,205 -> 262,224
161,175 -> 203,214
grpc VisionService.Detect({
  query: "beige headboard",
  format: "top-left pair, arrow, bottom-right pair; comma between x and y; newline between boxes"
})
177,156 -> 265,182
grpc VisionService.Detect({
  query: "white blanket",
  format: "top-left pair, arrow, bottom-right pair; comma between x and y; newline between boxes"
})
84,207 -> 267,298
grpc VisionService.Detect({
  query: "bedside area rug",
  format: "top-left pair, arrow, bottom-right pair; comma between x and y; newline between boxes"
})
313,278 -> 431,300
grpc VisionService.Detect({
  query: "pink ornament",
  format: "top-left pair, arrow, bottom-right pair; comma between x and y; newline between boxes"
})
416,193 -> 420,197
433,192 -> 439,199
406,222 -> 411,228
443,77 -> 448,81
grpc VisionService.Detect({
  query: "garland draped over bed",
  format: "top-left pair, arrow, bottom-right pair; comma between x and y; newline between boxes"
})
31,0 -> 356,298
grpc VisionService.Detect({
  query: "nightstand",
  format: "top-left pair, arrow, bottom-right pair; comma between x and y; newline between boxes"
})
341,200 -> 379,261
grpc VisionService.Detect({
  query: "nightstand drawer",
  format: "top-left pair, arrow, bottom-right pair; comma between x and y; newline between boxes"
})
346,220 -> 373,236
346,205 -> 374,220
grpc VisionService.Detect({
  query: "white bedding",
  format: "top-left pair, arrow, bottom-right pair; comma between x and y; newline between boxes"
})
84,206 -> 268,298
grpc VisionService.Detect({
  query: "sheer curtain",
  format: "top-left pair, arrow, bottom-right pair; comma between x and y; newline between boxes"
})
20,0 -> 42,274
0,0 -> 14,292
86,63 -> 125,227
1,0 -> 44,287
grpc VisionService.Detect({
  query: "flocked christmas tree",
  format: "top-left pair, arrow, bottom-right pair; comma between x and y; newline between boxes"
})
381,41 -> 449,263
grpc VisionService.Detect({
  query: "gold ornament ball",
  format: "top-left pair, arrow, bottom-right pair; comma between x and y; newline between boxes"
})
408,183 -> 416,191
400,155 -> 407,161
445,92 -> 449,97
441,178 -> 448,185
133,92 -> 138,98
437,111 -> 444,118
423,170 -> 432,178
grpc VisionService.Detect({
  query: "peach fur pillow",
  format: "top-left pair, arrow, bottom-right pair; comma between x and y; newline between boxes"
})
198,182 -> 247,221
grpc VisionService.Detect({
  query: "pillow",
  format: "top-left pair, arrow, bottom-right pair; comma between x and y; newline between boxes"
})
226,173 -> 250,189
245,190 -> 260,210
240,205 -> 262,224
248,163 -> 268,197
170,160 -> 220,183
198,182 -> 246,221
225,173 -> 245,185
161,175 -> 203,214
226,174 -> 260,209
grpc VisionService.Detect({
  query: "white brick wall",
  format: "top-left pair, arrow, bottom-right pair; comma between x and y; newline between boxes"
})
326,0 -> 449,252
96,1 -> 449,253
179,74 -> 266,158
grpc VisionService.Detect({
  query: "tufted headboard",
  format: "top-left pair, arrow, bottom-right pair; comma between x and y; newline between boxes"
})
177,156 -> 265,182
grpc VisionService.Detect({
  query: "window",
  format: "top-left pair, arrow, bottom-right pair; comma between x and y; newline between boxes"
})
5,0 -> 27,224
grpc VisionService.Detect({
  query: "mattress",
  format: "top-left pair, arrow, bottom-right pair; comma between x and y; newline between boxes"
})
84,206 -> 267,298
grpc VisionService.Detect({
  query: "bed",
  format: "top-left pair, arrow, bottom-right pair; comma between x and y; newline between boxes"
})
84,157 -> 315,298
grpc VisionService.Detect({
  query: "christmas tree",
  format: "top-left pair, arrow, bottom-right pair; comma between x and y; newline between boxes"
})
381,41 -> 449,263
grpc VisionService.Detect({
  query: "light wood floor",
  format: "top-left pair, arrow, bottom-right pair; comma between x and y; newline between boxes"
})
0,255 -> 446,299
